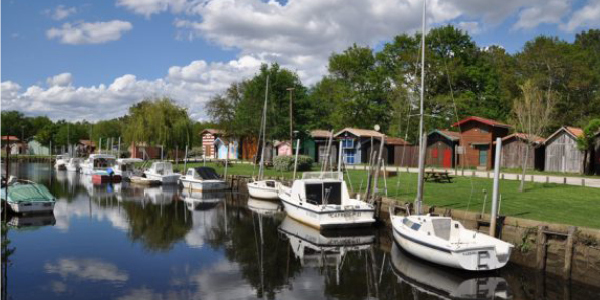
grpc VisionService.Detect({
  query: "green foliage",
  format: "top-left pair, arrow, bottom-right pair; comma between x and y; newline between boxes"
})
187,147 -> 204,157
273,155 -> 313,172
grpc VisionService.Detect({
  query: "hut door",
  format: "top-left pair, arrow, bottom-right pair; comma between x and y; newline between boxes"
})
443,149 -> 452,168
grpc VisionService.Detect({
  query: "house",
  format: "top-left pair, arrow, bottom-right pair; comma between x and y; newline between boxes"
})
499,133 -> 545,170
27,140 -> 50,155
305,130 -> 335,164
200,129 -> 223,159
1,136 -> 25,154
451,116 -> 511,170
334,128 -> 386,165
544,126 -> 585,173
214,137 -> 240,160
426,130 -> 460,168
275,140 -> 293,156
240,136 -> 259,161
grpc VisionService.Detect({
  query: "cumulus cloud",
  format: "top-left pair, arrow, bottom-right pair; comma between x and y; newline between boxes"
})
457,21 -> 481,35
47,73 -> 73,87
44,5 -> 77,20
47,20 -> 133,45
45,258 -> 129,282
561,0 -> 600,31
1,56 -> 262,121
116,0 -> 203,18
513,0 -> 571,30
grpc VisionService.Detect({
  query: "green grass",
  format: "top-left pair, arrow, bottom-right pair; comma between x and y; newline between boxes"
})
173,161 -> 600,229
500,167 -> 599,179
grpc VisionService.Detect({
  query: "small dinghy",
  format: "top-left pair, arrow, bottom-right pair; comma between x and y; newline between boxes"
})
247,179 -> 280,200
129,176 -> 161,186
1,177 -> 56,213
179,167 -> 228,191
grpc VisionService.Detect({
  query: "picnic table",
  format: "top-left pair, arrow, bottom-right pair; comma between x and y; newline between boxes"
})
424,171 -> 454,183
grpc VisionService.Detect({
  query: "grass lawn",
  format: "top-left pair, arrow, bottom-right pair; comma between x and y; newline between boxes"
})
173,161 -> 600,229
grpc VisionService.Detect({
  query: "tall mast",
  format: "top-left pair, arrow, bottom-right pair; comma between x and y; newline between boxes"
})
415,0 -> 426,215
258,75 -> 269,180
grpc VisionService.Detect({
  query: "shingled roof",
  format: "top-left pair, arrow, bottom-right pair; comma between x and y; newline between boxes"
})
334,128 -> 384,138
429,129 -> 461,141
451,116 -> 512,129
310,130 -> 333,139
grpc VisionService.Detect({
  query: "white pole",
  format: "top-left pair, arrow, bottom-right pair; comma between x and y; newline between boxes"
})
118,137 -> 121,157
490,137 -> 502,237
161,145 -> 164,161
184,145 -> 188,173
98,138 -> 102,154
415,0 -> 427,216
337,140 -> 343,172
293,139 -> 300,180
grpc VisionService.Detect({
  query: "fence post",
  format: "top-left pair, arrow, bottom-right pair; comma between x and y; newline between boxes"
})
564,226 -> 577,279
536,225 -> 548,271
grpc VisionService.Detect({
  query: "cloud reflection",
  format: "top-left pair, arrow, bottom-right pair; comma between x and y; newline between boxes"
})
45,258 -> 129,282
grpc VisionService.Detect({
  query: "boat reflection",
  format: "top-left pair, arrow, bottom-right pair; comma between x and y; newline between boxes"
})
247,197 -> 282,216
7,213 -> 56,228
390,243 -> 512,300
144,185 -> 179,205
180,189 -> 226,211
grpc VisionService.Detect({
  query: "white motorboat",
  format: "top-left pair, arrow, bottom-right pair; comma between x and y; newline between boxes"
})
54,154 -> 70,170
278,216 -> 375,268
144,161 -> 180,184
80,154 -> 117,175
247,180 -> 281,200
129,176 -> 161,186
65,157 -> 83,172
1,177 -> 56,213
179,167 -> 228,191
390,243 -> 512,299
114,158 -> 143,179
247,197 -> 282,216
278,171 -> 375,229
180,188 -> 226,211
390,212 -> 513,271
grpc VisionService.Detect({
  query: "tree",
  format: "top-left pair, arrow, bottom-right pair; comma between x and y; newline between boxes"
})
576,118 -> 600,175
513,80 -> 555,192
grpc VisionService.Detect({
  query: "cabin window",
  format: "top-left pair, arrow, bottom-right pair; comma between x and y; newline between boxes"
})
344,149 -> 355,164
402,218 -> 421,231
342,139 -> 354,149
187,170 -> 194,176
304,182 -> 342,205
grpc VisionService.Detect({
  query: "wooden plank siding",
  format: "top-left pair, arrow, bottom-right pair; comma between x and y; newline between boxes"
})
456,122 -> 509,169
501,138 -> 544,170
426,132 -> 456,168
393,145 -> 418,167
545,132 -> 584,173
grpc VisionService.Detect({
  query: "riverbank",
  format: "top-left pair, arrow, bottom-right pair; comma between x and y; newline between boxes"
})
174,161 -> 600,229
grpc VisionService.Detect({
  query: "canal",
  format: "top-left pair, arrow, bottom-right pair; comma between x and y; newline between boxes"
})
2,163 -> 599,300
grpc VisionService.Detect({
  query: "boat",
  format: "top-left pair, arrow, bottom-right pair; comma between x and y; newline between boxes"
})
0,177 -> 56,213
180,188 -> 226,211
389,0 -> 513,271
114,158 -> 143,180
179,167 -> 228,191
247,75 -> 282,200
80,154 -> 117,175
278,171 -> 376,229
247,197 -> 282,216
278,216 -> 375,268
390,243 -> 512,299
54,154 -> 69,170
129,176 -> 161,186
144,161 -> 180,184
65,157 -> 83,172
91,170 -> 122,184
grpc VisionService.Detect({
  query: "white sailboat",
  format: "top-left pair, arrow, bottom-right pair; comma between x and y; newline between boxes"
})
248,75 -> 282,200
390,0 -> 513,271
144,161 -> 180,184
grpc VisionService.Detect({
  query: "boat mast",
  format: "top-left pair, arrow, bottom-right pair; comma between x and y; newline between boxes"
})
415,0 -> 426,215
258,75 -> 269,180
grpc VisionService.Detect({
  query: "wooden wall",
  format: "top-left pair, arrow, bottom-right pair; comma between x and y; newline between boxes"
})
393,145 -> 418,167
457,122 -> 509,169
426,133 -> 455,168
501,139 -> 535,169
545,132 -> 584,173
241,137 -> 258,161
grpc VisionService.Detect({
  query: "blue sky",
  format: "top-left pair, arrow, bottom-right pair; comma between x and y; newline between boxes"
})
2,0 -> 599,121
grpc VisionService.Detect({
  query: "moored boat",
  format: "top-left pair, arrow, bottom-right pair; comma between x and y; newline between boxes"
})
144,161 -> 180,184
80,154 -> 117,175
278,171 -> 375,229
65,157 -> 83,172
179,167 -> 228,191
247,180 -> 281,200
54,154 -> 69,170
1,177 -> 56,213
91,170 -> 122,184
114,158 -> 143,180
129,176 -> 161,186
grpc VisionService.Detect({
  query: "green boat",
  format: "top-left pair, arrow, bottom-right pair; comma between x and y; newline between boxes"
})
1,178 -> 56,214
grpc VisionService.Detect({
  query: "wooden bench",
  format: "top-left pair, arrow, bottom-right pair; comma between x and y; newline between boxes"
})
424,171 -> 454,183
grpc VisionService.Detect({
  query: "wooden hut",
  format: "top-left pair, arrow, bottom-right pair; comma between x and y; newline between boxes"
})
214,137 -> 240,160
240,136 -> 259,161
451,116 -> 511,170
334,128 -> 384,165
544,126 -> 585,173
499,133 -> 545,170
200,129 -> 223,159
426,130 -> 460,168
385,137 -> 411,166
275,141 -> 293,156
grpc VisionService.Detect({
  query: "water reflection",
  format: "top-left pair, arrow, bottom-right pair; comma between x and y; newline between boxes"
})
2,163 -> 600,300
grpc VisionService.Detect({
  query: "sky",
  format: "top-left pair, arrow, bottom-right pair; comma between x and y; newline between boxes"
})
2,0 -> 599,121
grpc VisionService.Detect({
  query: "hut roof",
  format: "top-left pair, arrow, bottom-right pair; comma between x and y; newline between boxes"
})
274,140 -> 291,147
386,137 -> 410,145
501,133 -> 545,144
1,136 -> 19,141
79,139 -> 96,147
310,130 -> 332,139
334,128 -> 384,138
545,126 -> 584,144
451,116 -> 511,129
429,129 -> 461,141
200,129 -> 224,135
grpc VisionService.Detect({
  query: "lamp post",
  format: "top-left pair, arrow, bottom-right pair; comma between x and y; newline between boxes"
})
286,87 -> 295,144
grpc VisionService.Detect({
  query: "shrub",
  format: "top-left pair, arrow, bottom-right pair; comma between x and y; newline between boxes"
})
273,155 -> 313,172
187,147 -> 203,158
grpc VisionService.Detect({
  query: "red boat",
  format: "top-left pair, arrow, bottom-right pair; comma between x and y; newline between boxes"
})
92,173 -> 122,184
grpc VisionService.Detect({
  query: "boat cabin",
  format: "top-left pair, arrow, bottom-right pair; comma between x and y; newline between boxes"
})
116,158 -> 142,172
148,161 -> 176,175
293,172 -> 349,206
185,167 -> 222,180
89,154 -> 116,168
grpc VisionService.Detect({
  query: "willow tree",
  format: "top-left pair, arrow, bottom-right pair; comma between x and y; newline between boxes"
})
124,97 -> 194,154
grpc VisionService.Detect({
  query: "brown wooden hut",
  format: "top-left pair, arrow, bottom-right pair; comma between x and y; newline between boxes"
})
426,129 -> 460,168
499,133 -> 545,170
544,126 -> 585,173
451,116 -> 511,170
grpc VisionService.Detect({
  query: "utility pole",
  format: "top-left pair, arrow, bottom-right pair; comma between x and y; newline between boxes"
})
287,87 -> 295,144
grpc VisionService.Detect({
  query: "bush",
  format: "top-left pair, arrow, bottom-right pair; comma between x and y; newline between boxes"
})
187,147 -> 203,158
273,155 -> 313,172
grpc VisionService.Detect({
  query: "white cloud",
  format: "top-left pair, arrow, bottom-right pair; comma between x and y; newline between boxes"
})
45,258 -> 129,282
47,73 -> 73,87
561,0 -> 600,31
47,20 -> 133,45
513,0 -> 571,30
457,21 -> 481,35
116,0 -> 203,18
45,5 -> 77,20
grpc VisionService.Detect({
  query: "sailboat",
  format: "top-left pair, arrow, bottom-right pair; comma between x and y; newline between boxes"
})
248,75 -> 282,200
389,0 -> 513,271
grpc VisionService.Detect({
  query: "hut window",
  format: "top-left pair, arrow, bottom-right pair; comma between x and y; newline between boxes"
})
342,139 -> 354,149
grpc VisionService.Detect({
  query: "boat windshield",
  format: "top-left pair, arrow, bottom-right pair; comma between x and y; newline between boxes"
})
305,182 -> 342,205
302,172 -> 342,180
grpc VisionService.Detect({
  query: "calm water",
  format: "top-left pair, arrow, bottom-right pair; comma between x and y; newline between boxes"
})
2,163 -> 599,300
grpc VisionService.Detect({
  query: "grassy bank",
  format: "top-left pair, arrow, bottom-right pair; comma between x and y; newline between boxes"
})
175,161 -> 600,229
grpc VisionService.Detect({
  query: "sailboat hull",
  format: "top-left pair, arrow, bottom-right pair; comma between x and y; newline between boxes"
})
247,181 -> 280,200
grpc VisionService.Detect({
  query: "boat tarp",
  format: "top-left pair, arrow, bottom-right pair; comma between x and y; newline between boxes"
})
2,183 -> 55,203
194,167 -> 221,180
